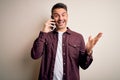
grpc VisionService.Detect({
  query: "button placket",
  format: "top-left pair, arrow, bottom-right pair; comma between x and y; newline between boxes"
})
62,34 -> 66,77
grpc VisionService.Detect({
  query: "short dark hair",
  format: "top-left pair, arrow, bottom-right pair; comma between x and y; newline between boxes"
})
51,3 -> 67,14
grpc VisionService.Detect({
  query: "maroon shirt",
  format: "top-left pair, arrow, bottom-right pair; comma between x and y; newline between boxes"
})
31,28 -> 93,80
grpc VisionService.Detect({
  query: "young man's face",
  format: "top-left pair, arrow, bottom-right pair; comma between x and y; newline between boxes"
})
52,8 -> 68,29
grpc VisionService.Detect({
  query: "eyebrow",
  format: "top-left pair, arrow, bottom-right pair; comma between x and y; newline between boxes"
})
53,12 -> 67,15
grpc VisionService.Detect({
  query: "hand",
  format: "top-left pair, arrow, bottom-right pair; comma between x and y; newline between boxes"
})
42,19 -> 55,33
86,32 -> 103,55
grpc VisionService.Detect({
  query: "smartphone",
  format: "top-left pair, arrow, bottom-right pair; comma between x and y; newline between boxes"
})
51,16 -> 56,30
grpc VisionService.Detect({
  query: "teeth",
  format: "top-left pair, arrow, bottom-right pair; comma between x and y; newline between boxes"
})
59,21 -> 64,24
57,21 -> 65,26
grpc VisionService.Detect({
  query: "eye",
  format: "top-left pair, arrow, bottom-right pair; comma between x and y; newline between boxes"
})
53,14 -> 59,18
62,13 -> 67,17
62,14 -> 65,17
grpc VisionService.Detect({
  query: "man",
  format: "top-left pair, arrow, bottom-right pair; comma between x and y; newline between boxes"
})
31,3 -> 102,80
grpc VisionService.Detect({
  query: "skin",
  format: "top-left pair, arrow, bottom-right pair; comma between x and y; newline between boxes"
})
42,8 -> 103,54
42,8 -> 68,32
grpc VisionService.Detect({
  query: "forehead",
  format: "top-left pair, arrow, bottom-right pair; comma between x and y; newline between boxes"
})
53,8 -> 67,14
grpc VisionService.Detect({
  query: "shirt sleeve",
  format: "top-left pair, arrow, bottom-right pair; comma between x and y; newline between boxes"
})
79,35 -> 93,70
31,31 -> 48,59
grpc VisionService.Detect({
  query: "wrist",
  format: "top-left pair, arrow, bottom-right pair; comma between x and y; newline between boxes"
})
87,50 -> 93,55
42,27 -> 49,33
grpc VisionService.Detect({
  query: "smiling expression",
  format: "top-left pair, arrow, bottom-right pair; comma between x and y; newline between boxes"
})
52,8 -> 68,30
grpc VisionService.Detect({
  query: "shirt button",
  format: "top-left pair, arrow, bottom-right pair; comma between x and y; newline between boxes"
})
63,63 -> 65,65
74,45 -> 77,47
63,73 -> 65,75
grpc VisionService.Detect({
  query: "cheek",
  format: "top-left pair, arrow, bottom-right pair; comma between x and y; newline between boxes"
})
64,18 -> 68,22
54,20 -> 58,24
54,18 -> 59,22
64,16 -> 68,21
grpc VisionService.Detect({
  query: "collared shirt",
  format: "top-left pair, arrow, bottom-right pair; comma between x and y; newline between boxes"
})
31,28 -> 93,80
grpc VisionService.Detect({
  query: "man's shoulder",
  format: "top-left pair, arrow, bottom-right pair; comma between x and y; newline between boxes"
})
70,29 -> 83,38
68,29 -> 84,42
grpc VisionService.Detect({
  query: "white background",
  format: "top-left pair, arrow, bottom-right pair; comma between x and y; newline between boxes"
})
0,0 -> 120,80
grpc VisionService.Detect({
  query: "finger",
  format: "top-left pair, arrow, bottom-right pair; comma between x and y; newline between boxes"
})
94,32 -> 103,45
46,21 -> 55,26
49,19 -> 55,22
88,36 -> 92,41
95,32 -> 103,39
49,21 -> 55,24
51,19 -> 55,21
46,19 -> 54,23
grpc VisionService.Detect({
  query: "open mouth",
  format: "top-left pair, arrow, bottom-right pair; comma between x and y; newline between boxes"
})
58,21 -> 65,26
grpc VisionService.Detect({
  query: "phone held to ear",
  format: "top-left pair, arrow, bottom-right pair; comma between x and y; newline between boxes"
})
51,16 -> 56,30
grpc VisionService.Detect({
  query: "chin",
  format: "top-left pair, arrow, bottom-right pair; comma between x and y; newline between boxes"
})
58,24 -> 66,28
57,25 -> 66,29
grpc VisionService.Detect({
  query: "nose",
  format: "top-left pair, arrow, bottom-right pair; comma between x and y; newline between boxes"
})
59,15 -> 63,20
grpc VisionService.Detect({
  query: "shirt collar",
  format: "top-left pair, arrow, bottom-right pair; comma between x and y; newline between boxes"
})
53,27 -> 72,35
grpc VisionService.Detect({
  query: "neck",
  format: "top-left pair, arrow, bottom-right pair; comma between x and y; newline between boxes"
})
56,27 -> 67,32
